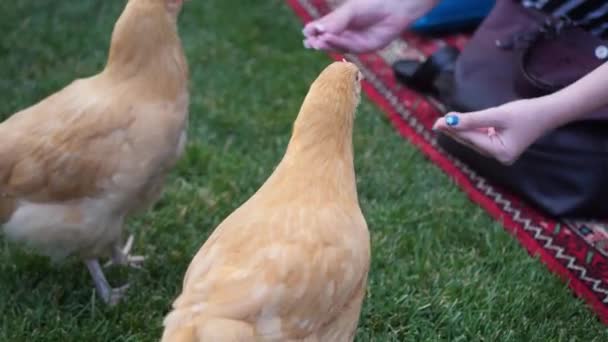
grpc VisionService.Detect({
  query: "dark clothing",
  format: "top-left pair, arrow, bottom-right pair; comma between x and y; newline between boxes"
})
522,0 -> 608,39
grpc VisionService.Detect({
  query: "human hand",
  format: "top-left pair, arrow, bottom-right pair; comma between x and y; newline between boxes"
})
433,99 -> 556,165
302,0 -> 437,53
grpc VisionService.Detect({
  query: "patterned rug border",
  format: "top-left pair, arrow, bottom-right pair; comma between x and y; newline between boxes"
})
287,0 -> 608,324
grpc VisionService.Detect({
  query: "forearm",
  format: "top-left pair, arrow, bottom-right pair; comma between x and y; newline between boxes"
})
536,62 -> 608,129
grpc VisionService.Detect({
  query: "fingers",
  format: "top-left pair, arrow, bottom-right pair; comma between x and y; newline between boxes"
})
303,35 -> 334,51
303,22 -> 325,37
304,30 -> 379,53
433,109 -> 506,132
303,4 -> 352,38
303,3 -> 355,52
433,110 -> 512,163
438,125 -> 517,165
305,32 -> 359,53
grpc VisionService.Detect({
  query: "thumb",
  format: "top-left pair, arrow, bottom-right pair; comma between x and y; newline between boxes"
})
303,5 -> 352,37
434,109 -> 505,132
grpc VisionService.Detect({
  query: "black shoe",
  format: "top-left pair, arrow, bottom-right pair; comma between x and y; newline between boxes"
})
392,45 -> 460,94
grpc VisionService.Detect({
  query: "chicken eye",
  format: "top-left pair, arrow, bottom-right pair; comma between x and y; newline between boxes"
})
355,71 -> 363,82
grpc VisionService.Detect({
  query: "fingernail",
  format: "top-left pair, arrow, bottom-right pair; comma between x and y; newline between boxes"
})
445,114 -> 459,127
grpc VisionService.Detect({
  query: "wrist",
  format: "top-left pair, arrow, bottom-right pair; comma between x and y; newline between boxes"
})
531,92 -> 582,129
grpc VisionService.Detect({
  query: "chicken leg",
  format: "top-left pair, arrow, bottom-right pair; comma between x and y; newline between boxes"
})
85,259 -> 130,305
103,234 -> 146,269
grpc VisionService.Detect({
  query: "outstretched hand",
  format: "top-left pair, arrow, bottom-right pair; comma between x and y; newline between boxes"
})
433,100 -> 553,165
302,0 -> 437,54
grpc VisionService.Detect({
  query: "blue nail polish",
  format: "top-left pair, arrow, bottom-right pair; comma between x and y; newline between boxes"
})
445,114 -> 459,127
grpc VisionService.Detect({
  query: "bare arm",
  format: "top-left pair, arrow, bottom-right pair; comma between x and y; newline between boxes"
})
433,62 -> 608,164
538,62 -> 608,128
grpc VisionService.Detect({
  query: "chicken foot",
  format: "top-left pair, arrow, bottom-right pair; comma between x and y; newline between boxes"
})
103,234 -> 146,269
85,259 -> 130,305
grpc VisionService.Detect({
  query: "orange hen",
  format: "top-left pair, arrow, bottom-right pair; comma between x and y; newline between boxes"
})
162,61 -> 370,342
0,0 -> 189,305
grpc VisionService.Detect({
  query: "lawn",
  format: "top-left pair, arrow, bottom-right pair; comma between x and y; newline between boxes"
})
0,1 -> 607,341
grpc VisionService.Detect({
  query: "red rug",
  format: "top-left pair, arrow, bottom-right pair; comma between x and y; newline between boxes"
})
287,0 -> 608,325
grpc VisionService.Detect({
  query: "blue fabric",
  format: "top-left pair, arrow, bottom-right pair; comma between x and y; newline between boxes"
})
411,0 -> 496,33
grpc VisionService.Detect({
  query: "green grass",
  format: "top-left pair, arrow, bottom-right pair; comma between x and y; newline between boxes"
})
0,1 -> 606,341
